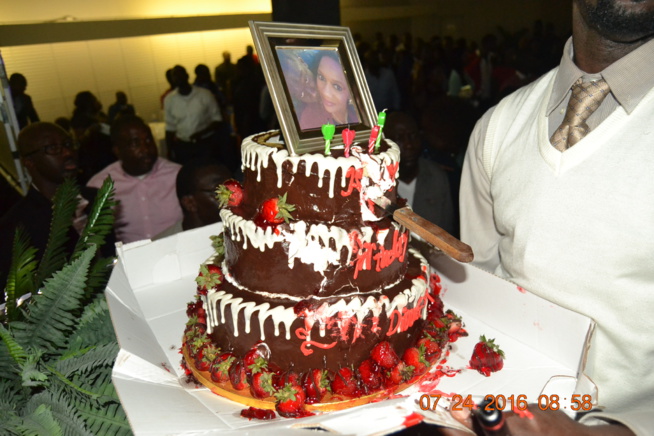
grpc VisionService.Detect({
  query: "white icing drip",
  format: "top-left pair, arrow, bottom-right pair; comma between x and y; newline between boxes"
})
257,303 -> 271,341
229,297 -> 244,337
205,249 -> 429,342
220,209 -> 278,252
240,132 -> 400,201
221,208 -> 375,276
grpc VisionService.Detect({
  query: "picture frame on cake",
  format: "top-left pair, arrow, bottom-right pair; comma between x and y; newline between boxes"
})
249,21 -> 378,155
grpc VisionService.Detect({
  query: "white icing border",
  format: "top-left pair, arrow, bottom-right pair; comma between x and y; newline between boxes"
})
203,249 -> 429,343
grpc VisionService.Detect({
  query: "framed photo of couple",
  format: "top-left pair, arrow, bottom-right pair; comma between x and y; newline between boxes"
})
249,21 -> 378,155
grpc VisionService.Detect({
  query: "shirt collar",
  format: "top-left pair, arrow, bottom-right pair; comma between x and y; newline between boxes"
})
548,37 -> 654,115
120,157 -> 160,179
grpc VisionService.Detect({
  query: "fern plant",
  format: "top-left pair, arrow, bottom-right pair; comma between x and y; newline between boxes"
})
0,176 -> 133,436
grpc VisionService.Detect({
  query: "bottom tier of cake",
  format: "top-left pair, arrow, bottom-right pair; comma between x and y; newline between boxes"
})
182,250 -> 466,415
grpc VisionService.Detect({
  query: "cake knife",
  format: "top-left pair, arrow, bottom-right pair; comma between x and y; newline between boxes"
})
372,196 -> 474,263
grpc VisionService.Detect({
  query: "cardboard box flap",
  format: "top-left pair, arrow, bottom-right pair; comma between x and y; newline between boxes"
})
430,252 -> 593,373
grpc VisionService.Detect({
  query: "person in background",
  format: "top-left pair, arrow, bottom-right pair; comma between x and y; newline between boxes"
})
9,73 -> 39,130
164,65 -> 224,166
154,159 -> 231,239
0,123 -> 100,297
214,50 -> 236,102
87,115 -> 182,244
70,91 -> 115,185
455,0 -> 654,434
384,111 -> 455,236
363,50 -> 401,113
160,68 -> 175,109
107,91 -> 135,124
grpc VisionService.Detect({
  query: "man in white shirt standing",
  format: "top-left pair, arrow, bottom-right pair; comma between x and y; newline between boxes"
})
455,1 -> 654,435
164,65 -> 224,165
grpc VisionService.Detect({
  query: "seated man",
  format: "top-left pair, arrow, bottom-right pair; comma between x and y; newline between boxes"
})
87,115 -> 182,244
155,159 -> 232,239
0,122 -> 96,297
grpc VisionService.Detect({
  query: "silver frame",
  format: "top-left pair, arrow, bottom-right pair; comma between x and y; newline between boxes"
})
249,20 -> 377,156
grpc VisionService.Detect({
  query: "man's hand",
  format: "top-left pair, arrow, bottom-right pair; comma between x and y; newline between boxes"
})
432,405 -> 635,436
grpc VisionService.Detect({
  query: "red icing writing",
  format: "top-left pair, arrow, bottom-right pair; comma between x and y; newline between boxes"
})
387,292 -> 429,336
350,228 -> 408,279
295,327 -> 337,356
340,167 -> 363,197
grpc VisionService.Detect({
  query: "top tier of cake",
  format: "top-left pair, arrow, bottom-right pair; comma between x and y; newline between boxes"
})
219,132 -> 409,299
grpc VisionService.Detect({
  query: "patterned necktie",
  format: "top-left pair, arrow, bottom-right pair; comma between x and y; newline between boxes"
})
550,78 -> 611,151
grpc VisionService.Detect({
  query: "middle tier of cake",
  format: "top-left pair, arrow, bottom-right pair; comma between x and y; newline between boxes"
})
203,248 -> 430,374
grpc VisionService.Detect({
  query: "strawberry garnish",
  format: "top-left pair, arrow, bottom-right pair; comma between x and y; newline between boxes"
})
216,179 -> 244,208
469,335 -> 505,377
301,369 -> 332,404
229,359 -> 249,390
195,264 -> 222,295
256,193 -> 296,226
417,335 -> 443,362
386,361 -> 414,387
358,358 -> 382,392
210,353 -> 235,383
250,370 -> 277,399
240,407 -> 276,420
331,367 -> 360,397
195,343 -> 220,371
370,341 -> 400,369
274,383 -> 310,418
402,344 -> 429,377
273,370 -> 300,390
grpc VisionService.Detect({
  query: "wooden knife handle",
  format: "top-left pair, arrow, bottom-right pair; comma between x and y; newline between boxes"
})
393,207 -> 474,263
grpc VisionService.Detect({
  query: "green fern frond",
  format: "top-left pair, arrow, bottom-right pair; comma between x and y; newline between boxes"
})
0,323 -> 28,366
76,400 -> 132,436
26,391 -> 93,436
21,348 -> 48,388
13,246 -> 96,353
73,176 -> 116,259
36,178 -> 80,286
56,342 -> 118,378
17,403 -> 63,436
0,377 -> 27,412
43,363 -> 101,401
66,296 -> 117,352
82,255 -> 115,302
4,226 -> 38,322
0,338 -> 22,383
0,406 -> 22,436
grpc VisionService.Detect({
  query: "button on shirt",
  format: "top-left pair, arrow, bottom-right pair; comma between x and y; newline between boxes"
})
87,158 -> 183,243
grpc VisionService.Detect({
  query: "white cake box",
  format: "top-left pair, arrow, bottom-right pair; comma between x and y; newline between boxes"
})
107,223 -> 594,435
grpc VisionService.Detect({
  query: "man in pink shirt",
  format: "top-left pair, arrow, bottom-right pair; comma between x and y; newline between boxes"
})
87,115 -> 182,243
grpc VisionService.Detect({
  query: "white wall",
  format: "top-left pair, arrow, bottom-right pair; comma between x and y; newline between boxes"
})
2,28 -> 254,125
0,0 -> 270,23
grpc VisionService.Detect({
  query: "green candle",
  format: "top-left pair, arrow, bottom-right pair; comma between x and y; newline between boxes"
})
322,123 -> 336,155
374,109 -> 387,152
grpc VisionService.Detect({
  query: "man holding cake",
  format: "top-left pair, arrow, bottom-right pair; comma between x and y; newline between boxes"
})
458,0 -> 654,435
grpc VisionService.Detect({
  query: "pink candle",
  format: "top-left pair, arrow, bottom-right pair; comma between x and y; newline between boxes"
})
342,128 -> 356,157
368,126 -> 380,154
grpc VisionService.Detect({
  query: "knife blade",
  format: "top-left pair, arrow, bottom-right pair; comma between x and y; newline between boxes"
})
372,196 -> 474,263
